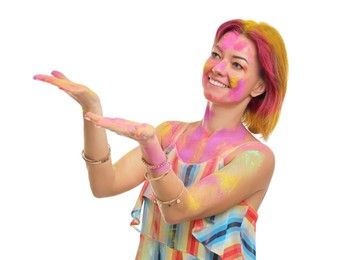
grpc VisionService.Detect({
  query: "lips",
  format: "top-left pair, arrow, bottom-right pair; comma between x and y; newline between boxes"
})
208,77 -> 230,89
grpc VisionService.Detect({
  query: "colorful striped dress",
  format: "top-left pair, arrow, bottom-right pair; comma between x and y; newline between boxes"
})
130,124 -> 258,259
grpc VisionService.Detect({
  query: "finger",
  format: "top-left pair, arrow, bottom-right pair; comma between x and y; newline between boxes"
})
135,127 -> 145,138
51,70 -> 70,80
98,118 -> 147,138
33,74 -> 77,92
33,74 -> 55,83
84,112 -> 105,123
98,119 -> 138,135
138,124 -> 155,138
33,74 -> 62,86
86,116 -> 137,133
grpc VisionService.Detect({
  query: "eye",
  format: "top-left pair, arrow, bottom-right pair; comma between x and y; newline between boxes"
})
211,51 -> 221,59
232,62 -> 243,70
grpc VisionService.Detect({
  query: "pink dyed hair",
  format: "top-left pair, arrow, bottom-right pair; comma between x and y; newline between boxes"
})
215,19 -> 288,139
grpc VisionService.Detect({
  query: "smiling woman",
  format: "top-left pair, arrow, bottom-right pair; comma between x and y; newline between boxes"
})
33,19 -> 288,259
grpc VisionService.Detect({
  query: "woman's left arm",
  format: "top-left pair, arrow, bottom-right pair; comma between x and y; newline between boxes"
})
148,142 -> 274,224
84,113 -> 274,224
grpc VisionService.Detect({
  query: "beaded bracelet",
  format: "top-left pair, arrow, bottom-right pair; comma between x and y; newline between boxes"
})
141,156 -> 168,169
152,182 -> 185,207
82,145 -> 111,165
144,165 -> 171,182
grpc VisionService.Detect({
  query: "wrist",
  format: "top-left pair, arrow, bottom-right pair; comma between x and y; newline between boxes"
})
140,135 -> 166,166
82,102 -> 103,115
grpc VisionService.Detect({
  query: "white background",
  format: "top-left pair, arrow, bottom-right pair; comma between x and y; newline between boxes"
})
1,0 -> 339,259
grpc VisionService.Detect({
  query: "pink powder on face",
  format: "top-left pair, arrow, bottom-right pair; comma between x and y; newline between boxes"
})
233,41 -> 248,52
229,79 -> 247,101
218,33 -> 255,67
204,59 -> 218,73
213,60 -> 227,72
220,32 -> 240,51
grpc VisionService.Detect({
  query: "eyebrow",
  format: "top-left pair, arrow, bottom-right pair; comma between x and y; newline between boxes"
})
215,45 -> 249,64
233,55 -> 249,64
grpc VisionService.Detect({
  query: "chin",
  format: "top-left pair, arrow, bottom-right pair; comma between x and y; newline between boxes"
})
203,91 -> 220,103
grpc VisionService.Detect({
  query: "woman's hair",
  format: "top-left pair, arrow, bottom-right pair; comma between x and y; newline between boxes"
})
215,19 -> 288,140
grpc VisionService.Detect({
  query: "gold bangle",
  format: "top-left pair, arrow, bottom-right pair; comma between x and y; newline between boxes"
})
152,182 -> 185,207
141,156 -> 168,169
82,145 -> 111,165
145,165 -> 171,182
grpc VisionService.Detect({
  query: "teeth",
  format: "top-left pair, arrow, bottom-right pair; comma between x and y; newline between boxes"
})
209,78 -> 229,88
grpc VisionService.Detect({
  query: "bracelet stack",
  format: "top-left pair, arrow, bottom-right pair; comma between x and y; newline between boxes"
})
142,156 -> 171,182
142,155 -> 184,207
144,168 -> 171,181
82,145 -> 111,165
141,155 -> 169,170
152,182 -> 184,207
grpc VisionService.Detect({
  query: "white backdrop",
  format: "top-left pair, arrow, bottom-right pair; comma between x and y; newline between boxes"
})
1,0 -> 339,259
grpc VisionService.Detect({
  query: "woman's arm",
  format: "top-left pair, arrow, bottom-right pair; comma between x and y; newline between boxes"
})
33,71 -> 148,197
83,116 -> 177,198
84,112 -> 274,224
151,143 -> 275,224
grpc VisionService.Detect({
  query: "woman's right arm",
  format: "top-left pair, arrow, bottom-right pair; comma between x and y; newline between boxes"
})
33,71 -> 146,198
83,105 -> 147,198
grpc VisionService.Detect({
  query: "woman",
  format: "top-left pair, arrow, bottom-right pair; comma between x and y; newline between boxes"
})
33,19 -> 288,259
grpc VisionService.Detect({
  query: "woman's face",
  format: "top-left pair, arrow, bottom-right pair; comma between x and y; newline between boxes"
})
202,31 -> 263,104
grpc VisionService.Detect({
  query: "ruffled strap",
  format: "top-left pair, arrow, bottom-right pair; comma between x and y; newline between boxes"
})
130,180 -> 150,231
192,202 -> 258,259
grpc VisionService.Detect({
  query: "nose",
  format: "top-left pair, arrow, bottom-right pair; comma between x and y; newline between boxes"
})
212,60 -> 228,76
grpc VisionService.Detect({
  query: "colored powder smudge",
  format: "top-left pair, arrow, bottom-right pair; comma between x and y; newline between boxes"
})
203,105 -> 215,122
233,41 -> 248,52
229,79 -> 246,101
218,174 -> 239,193
229,76 -> 239,89
243,150 -> 264,171
160,122 -> 175,137
187,194 -> 200,211
220,32 -> 240,50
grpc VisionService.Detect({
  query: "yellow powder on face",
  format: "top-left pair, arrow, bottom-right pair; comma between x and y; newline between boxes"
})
230,76 -> 239,89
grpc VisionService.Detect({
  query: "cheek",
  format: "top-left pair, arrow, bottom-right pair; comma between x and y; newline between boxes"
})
203,59 -> 218,74
203,61 -> 210,74
229,79 -> 247,101
230,76 -> 239,89
202,60 -> 214,85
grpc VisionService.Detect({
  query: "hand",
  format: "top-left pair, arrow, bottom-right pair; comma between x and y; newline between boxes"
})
33,70 -> 100,111
84,112 -> 156,143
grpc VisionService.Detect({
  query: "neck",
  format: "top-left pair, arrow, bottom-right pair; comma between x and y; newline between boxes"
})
200,102 -> 248,137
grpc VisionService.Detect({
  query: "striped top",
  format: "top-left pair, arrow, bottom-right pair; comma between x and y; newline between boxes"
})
130,123 -> 258,259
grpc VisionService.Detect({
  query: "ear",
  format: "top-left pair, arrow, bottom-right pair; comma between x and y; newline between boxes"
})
250,80 -> 266,98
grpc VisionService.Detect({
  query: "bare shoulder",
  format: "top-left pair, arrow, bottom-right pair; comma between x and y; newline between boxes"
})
228,141 -> 275,179
155,120 -> 191,147
242,141 -> 275,159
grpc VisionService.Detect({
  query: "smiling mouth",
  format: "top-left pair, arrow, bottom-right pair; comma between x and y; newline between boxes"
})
208,77 -> 230,89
